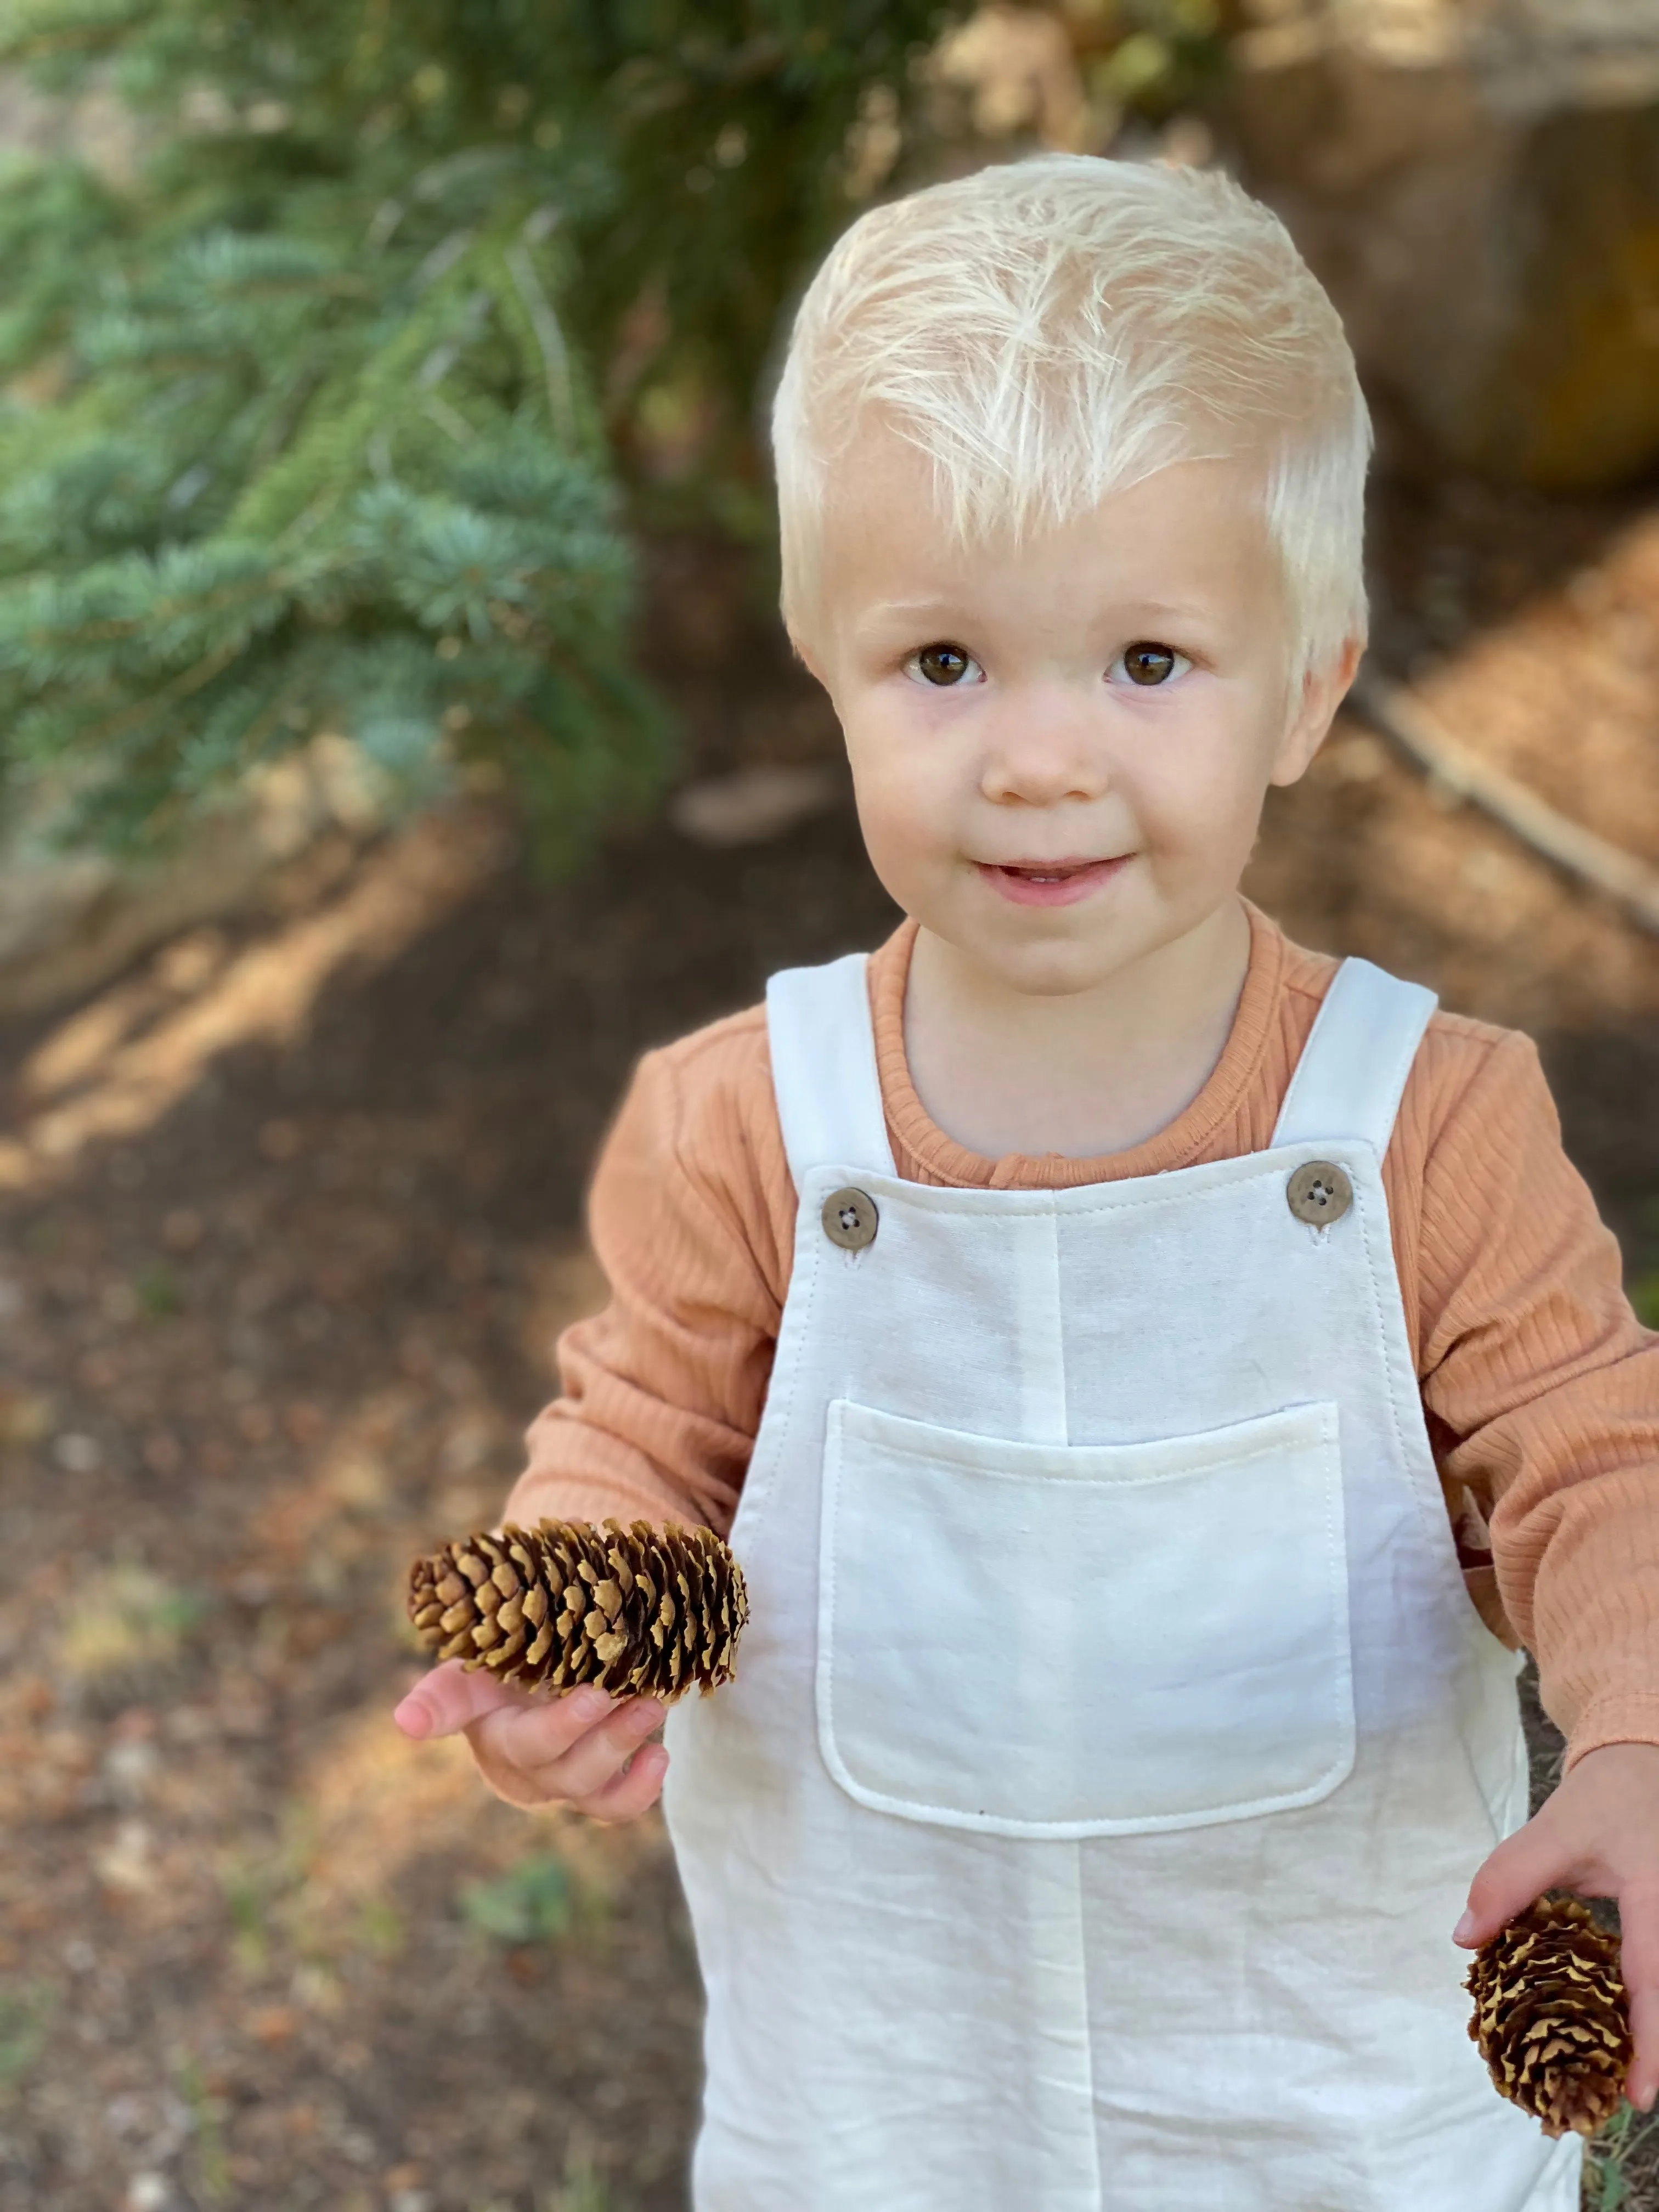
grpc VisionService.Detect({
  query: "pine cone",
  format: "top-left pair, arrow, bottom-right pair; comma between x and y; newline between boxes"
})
1466,1894 -> 1630,2137
407,1518 -> 748,1701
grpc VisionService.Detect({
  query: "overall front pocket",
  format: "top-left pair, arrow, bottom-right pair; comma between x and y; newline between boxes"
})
816,1398 -> 1353,1838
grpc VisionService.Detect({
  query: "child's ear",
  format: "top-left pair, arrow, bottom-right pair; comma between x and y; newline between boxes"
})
1269,635 -> 1364,788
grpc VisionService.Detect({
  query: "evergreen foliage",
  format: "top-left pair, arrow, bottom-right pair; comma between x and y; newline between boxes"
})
0,1 -> 950,849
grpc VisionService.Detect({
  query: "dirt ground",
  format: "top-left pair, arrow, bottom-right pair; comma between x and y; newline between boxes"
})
0,442 -> 1656,2211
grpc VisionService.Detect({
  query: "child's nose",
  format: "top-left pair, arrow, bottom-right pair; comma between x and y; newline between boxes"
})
979,697 -> 1109,808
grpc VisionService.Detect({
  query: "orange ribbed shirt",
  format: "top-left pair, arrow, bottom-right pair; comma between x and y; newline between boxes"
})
506,906 -> 1659,1767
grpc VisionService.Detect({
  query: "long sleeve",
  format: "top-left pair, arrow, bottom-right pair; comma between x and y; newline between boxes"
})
503,1006 -> 794,1537
1410,1024 -> 1659,1762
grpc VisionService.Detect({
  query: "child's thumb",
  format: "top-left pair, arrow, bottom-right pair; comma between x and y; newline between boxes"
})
1454,1818 -> 1565,1948
394,1658 -> 514,1742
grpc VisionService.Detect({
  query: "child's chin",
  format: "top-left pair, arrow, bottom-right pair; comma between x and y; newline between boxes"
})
959,928 -> 1135,1000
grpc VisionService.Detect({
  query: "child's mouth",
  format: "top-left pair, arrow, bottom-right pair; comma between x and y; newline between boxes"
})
977,855 -> 1131,907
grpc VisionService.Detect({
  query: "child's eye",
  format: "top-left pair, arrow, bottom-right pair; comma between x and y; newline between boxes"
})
1112,641 -> 1190,687
905,641 -> 983,687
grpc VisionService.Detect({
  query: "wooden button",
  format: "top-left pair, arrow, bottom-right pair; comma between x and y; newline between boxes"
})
1286,1160 -> 1353,1227
822,1187 -> 878,1251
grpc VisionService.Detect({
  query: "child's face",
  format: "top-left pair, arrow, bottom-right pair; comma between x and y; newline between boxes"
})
794,426 -> 1356,999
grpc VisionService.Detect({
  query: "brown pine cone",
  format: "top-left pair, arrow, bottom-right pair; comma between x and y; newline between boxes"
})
1466,1894 -> 1630,2137
407,1517 -> 748,1702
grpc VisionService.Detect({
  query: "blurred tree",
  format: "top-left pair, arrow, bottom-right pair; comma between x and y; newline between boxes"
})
0,1 -> 952,850
0,1 -> 1235,853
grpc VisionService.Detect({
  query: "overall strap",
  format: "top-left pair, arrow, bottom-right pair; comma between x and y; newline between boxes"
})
1272,957 -> 1438,1156
766,953 -> 896,1186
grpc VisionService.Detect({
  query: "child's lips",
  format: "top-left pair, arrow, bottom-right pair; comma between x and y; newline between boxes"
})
975,855 -> 1132,907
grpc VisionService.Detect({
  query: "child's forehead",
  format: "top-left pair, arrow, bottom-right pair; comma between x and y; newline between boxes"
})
817,427 -> 1277,609
830,413 -> 1262,521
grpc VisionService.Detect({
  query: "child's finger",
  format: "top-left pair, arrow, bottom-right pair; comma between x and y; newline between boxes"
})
393,1658 -> 533,1741
469,1683 -> 623,1779
477,1690 -> 664,1799
1453,1816 -> 1566,1948
1618,1878 -> 1659,2109
573,1740 -> 669,1825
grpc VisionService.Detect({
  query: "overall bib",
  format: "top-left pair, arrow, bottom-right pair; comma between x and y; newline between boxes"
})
662,952 -> 1582,2211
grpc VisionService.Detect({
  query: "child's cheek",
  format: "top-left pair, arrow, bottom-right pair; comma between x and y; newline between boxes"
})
850,701 -> 950,829
845,744 -> 929,891
1145,760 -> 1273,900
862,778 -> 945,890
1133,695 -> 1272,845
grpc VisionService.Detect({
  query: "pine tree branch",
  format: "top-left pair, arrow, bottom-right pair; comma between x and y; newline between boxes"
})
1351,671 -> 1659,938
66,635 -> 245,751
0,0 -> 963,849
504,239 -> 575,443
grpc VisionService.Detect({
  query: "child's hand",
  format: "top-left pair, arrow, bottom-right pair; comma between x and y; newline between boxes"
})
1454,1742 -> 1659,2109
392,1661 -> 668,1821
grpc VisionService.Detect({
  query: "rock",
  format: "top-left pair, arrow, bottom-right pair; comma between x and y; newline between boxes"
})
668,763 -> 844,848
0,736 -> 387,1018
1223,0 -> 1659,489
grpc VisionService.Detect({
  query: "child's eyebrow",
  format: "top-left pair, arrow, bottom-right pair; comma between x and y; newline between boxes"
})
845,599 -> 973,647
857,598 -> 962,623
853,592 -> 1224,636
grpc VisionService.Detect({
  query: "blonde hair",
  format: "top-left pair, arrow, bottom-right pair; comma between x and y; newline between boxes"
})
772,154 -> 1371,695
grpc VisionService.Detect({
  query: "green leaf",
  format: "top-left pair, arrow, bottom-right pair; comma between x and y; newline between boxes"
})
460,1853 -> 572,1945
0,1983 -> 54,2098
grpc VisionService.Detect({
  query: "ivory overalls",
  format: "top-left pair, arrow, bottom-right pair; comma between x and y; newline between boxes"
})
661,952 -> 1582,2210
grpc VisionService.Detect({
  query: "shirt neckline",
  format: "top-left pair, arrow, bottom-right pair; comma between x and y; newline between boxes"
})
868,902 -> 1288,1190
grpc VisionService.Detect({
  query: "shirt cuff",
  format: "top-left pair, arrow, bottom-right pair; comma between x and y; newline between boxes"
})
500,1469 -> 693,1534
1564,1689 -> 1659,1770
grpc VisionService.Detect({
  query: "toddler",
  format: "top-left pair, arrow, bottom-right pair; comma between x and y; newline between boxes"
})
397,155 -> 1659,2210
